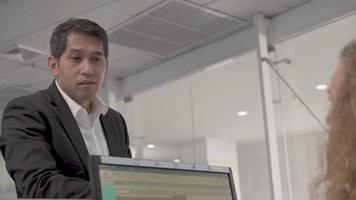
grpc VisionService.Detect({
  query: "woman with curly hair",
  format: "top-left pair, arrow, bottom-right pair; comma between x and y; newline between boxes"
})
314,40 -> 356,200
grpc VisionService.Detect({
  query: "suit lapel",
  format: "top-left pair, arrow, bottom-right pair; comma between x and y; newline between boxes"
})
47,82 -> 89,172
100,114 -> 121,156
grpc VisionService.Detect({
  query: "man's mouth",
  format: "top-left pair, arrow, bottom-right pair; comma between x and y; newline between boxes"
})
79,81 -> 96,85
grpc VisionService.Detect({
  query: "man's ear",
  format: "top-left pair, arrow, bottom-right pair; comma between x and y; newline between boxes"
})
48,55 -> 59,77
104,59 -> 108,76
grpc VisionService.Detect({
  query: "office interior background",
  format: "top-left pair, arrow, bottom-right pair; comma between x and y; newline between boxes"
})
0,0 -> 356,199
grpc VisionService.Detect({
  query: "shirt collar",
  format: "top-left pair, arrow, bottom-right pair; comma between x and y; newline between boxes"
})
55,80 -> 108,117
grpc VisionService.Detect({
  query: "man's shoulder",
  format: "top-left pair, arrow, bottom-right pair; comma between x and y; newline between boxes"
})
104,107 -> 124,120
6,88 -> 51,109
106,107 -> 121,116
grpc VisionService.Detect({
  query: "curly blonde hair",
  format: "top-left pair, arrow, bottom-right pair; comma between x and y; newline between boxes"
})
319,40 -> 356,200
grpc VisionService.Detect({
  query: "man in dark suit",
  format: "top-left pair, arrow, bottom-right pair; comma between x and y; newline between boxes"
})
0,18 -> 131,198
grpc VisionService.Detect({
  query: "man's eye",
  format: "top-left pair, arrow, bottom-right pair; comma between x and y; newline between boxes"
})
92,57 -> 102,63
70,56 -> 81,61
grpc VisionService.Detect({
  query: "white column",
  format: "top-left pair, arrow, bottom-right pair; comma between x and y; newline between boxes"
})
123,97 -> 145,159
132,136 -> 145,159
254,13 -> 283,200
106,78 -> 124,109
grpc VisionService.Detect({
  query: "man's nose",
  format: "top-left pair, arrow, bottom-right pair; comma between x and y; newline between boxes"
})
81,59 -> 95,75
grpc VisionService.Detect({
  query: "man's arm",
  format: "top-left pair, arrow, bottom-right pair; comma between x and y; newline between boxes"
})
0,97 -> 91,198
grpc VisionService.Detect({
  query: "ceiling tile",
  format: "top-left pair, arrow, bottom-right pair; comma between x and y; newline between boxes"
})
109,29 -> 183,57
206,0 -> 309,20
0,57 -> 26,74
3,0 -> 111,23
109,1 -> 243,58
15,25 -> 55,53
78,5 -> 131,30
207,0 -> 279,20
31,57 -> 49,70
124,16 -> 209,45
0,65 -> 52,87
0,5 -> 47,44
149,1 -> 243,35
109,0 -> 163,15
89,0 -> 112,4
27,79 -> 53,90
108,44 -> 143,62
275,0 -> 311,10
111,53 -> 162,78
187,0 -> 218,5
107,67 -> 126,79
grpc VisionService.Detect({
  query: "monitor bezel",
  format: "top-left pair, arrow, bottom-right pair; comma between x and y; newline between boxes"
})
88,155 -> 238,200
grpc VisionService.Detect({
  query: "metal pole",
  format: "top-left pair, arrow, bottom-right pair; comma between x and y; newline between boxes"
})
254,13 -> 283,200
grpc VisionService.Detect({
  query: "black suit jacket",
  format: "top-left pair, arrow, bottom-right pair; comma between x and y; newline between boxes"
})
0,82 -> 131,198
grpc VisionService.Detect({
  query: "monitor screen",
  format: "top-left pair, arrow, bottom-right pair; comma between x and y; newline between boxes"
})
98,164 -> 234,200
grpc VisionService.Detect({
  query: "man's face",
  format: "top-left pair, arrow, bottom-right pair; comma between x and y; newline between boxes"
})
48,32 -> 107,106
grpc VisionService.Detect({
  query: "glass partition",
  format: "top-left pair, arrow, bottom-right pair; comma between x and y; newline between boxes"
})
117,50 -> 273,199
116,13 -> 356,200
271,13 -> 356,200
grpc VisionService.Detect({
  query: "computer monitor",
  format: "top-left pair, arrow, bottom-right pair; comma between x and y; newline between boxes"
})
88,155 -> 238,200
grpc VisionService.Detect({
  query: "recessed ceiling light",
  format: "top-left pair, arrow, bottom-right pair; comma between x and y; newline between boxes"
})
237,111 -> 248,117
173,158 -> 181,163
146,144 -> 155,149
316,84 -> 328,90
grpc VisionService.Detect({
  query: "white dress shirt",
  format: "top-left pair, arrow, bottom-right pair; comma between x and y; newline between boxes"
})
55,81 -> 109,156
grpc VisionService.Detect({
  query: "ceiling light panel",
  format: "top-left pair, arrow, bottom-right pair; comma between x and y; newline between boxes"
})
109,0 -> 245,57
110,29 -> 183,56
149,1 -> 244,34
315,84 -> 327,90
124,16 -> 210,45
